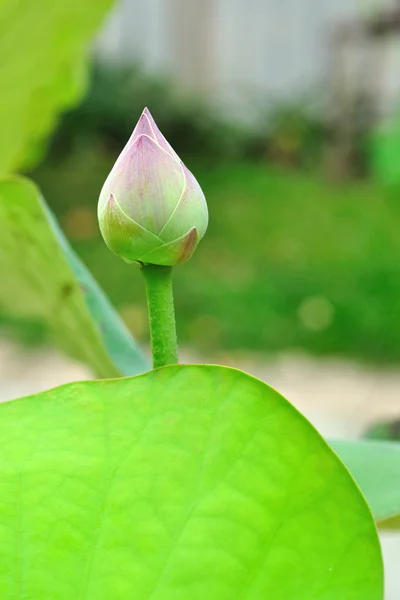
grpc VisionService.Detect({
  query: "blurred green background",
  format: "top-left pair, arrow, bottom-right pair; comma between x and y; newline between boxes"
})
2,0 -> 400,368
24,55 -> 400,365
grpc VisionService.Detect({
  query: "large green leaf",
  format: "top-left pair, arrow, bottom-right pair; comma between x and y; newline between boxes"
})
0,177 -> 149,377
331,439 -> 400,529
0,365 -> 383,599
0,0 -> 113,174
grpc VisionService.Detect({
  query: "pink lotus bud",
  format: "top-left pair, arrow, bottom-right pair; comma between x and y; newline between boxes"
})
98,108 -> 208,266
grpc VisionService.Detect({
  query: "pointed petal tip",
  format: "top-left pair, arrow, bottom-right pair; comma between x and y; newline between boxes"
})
98,190 -> 165,263
130,132 -> 181,167
142,107 -> 155,124
143,107 -> 156,121
186,226 -> 198,240
133,132 -> 165,152
97,190 -> 116,217
174,226 -> 199,265
123,111 -> 158,150
134,108 -> 180,162
138,113 -> 154,132
99,191 -> 125,220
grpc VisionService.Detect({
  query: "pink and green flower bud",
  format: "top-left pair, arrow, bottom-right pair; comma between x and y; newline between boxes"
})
98,108 -> 208,266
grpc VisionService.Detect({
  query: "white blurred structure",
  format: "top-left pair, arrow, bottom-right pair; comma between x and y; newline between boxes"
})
96,0 -> 400,118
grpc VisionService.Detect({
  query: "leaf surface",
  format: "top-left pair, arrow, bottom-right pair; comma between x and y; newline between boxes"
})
0,365 -> 383,599
0,177 -> 149,377
0,0 -> 114,173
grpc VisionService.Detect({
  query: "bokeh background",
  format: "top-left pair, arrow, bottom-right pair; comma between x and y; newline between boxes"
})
1,0 -> 400,596
23,0 -> 400,368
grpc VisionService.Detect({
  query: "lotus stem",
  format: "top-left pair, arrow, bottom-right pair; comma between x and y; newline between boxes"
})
140,264 -> 178,369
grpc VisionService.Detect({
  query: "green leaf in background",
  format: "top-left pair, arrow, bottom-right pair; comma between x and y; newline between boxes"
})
0,177 -> 149,378
0,365 -> 383,599
331,439 -> 400,529
369,116 -> 400,188
378,514 -> 400,530
0,0 -> 114,173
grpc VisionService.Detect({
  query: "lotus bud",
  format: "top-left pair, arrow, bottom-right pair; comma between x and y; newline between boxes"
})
98,108 -> 208,266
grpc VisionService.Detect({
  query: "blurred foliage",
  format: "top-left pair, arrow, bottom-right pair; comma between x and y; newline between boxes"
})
30,131 -> 400,363
47,64 -> 328,169
369,112 -> 400,188
364,419 -> 400,442
0,0 -> 113,175
263,102 -> 327,170
48,63 -> 259,164
0,178 -> 121,378
25,62 -> 400,363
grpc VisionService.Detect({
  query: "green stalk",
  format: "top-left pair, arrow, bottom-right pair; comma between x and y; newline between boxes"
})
140,264 -> 178,369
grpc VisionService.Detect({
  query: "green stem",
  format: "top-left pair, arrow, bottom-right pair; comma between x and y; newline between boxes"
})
140,264 -> 178,369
